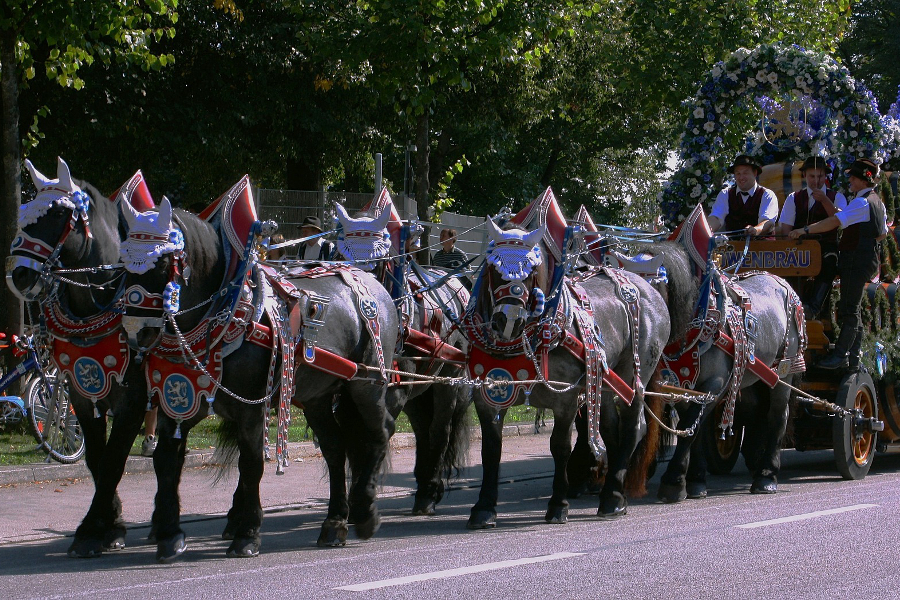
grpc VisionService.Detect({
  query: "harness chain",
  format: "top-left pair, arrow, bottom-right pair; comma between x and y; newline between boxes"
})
720,304 -> 748,434
274,298 -> 296,474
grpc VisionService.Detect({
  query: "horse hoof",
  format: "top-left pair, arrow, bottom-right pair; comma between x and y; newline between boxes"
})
354,512 -> 381,540
317,518 -> 349,547
156,533 -> 187,564
598,496 -> 628,519
411,497 -> 437,516
545,505 -> 568,524
68,538 -> 103,559
103,527 -> 127,551
686,482 -> 708,499
750,478 -> 777,494
226,537 -> 261,558
657,481 -> 687,504
466,510 -> 497,530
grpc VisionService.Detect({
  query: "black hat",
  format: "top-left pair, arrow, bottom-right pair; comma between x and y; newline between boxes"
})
844,158 -> 879,184
727,154 -> 762,175
800,156 -> 831,174
300,216 -> 323,232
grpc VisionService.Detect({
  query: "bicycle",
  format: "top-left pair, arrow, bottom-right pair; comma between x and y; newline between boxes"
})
0,332 -> 84,464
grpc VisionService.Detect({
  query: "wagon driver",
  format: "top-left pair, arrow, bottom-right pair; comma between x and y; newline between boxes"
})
707,154 -> 779,237
776,156 -> 847,318
789,158 -> 888,371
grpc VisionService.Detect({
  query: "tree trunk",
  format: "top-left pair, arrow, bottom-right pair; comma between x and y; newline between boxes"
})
414,111 -> 430,221
0,30 -> 22,335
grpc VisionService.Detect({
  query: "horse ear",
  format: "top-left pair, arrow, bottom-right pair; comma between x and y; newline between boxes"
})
372,202 -> 391,231
158,196 -> 173,228
335,203 -> 351,230
25,159 -> 51,189
523,224 -> 546,248
120,194 -> 140,230
486,216 -> 504,243
56,157 -> 77,192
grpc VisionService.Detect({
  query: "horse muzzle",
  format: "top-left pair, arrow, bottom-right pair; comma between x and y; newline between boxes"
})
122,314 -> 166,353
491,302 -> 529,340
6,255 -> 47,301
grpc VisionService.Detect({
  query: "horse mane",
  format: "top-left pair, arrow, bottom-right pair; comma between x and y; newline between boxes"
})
172,207 -> 226,321
72,178 -> 122,267
632,241 -> 698,345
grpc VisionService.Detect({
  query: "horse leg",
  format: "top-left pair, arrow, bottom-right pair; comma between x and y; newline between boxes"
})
225,402 -> 266,558
599,394 -> 644,518
343,384 -> 389,540
305,397 -> 350,547
657,402 -> 704,504
545,407 -> 576,524
685,435 -> 709,499
467,402 -> 505,529
567,408 -> 599,498
69,385 -> 145,558
750,381 -> 791,494
151,414 -> 190,563
404,390 -> 439,515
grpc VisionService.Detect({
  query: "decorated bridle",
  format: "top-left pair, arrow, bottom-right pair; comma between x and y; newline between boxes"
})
7,159 -> 95,301
480,219 -> 547,339
119,197 -> 186,351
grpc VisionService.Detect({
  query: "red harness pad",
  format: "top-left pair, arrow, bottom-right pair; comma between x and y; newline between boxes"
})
713,331 -> 779,388
52,334 -> 129,400
299,342 -> 359,380
110,170 -> 155,211
145,351 -> 221,421
405,327 -> 466,363
560,332 -> 635,404
467,343 -> 544,408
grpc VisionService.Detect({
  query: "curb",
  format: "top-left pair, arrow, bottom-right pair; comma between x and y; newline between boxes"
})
0,421 -> 550,486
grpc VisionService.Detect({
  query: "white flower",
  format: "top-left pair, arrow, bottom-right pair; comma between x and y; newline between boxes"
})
704,121 -> 716,132
711,65 -> 723,78
834,101 -> 840,108
756,70 -> 768,82
693,128 -> 700,134
767,72 -> 779,84
690,185 -> 702,198
850,130 -> 858,138
693,107 -> 705,119
695,170 -> 702,176
747,78 -> 757,88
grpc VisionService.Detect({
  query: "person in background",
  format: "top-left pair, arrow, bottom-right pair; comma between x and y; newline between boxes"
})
777,156 -> 847,318
299,216 -> 334,261
789,158 -> 888,371
432,228 -> 467,269
266,233 -> 285,261
708,154 -> 779,237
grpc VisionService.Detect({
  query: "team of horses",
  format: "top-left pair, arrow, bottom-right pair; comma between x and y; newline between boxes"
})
6,158 -> 807,563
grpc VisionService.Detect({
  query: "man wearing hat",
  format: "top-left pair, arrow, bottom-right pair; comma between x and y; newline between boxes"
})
298,215 -> 334,261
708,154 -> 779,236
789,158 -> 888,370
777,156 -> 847,318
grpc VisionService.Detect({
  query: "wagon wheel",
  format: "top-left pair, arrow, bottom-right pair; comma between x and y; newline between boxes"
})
832,371 -> 878,480
699,400 -> 743,475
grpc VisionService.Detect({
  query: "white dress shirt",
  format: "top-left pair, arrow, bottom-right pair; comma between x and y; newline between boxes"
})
709,183 -> 779,226
836,187 -> 888,235
777,186 -> 847,227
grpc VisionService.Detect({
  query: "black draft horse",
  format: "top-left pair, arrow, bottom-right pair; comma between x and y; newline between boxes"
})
119,189 -> 399,554
7,158 -> 151,558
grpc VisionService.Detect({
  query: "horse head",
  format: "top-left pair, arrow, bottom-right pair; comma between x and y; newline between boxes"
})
481,217 -> 547,341
6,158 -> 99,300
119,197 -> 185,352
334,199 -> 392,271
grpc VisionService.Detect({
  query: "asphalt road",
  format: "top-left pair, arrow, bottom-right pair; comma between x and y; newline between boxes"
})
1,430 -> 899,600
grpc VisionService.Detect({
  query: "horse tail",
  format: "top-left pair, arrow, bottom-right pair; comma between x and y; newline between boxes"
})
440,386 -> 472,483
210,416 -> 242,484
624,379 -> 663,498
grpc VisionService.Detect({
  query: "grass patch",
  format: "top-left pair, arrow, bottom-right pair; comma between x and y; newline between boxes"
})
0,403 -> 547,467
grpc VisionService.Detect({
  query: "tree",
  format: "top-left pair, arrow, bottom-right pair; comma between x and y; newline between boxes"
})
839,0 -> 900,111
0,0 -> 178,334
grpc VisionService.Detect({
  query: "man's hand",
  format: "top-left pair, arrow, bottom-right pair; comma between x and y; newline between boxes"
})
744,224 -> 761,237
788,228 -> 804,239
810,188 -> 830,204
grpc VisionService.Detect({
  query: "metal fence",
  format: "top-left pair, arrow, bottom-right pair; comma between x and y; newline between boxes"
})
426,211 -> 489,269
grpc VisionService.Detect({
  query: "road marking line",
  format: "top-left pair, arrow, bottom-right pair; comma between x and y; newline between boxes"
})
335,551 -> 585,591
735,503 -> 878,529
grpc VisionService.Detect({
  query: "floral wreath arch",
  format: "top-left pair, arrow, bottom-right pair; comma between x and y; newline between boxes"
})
660,43 -> 900,228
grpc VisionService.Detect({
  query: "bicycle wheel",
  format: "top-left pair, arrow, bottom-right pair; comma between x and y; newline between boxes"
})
26,369 -> 85,464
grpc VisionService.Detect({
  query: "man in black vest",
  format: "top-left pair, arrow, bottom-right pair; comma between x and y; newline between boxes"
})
789,158 -> 888,370
708,154 -> 779,237
777,156 -> 847,318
